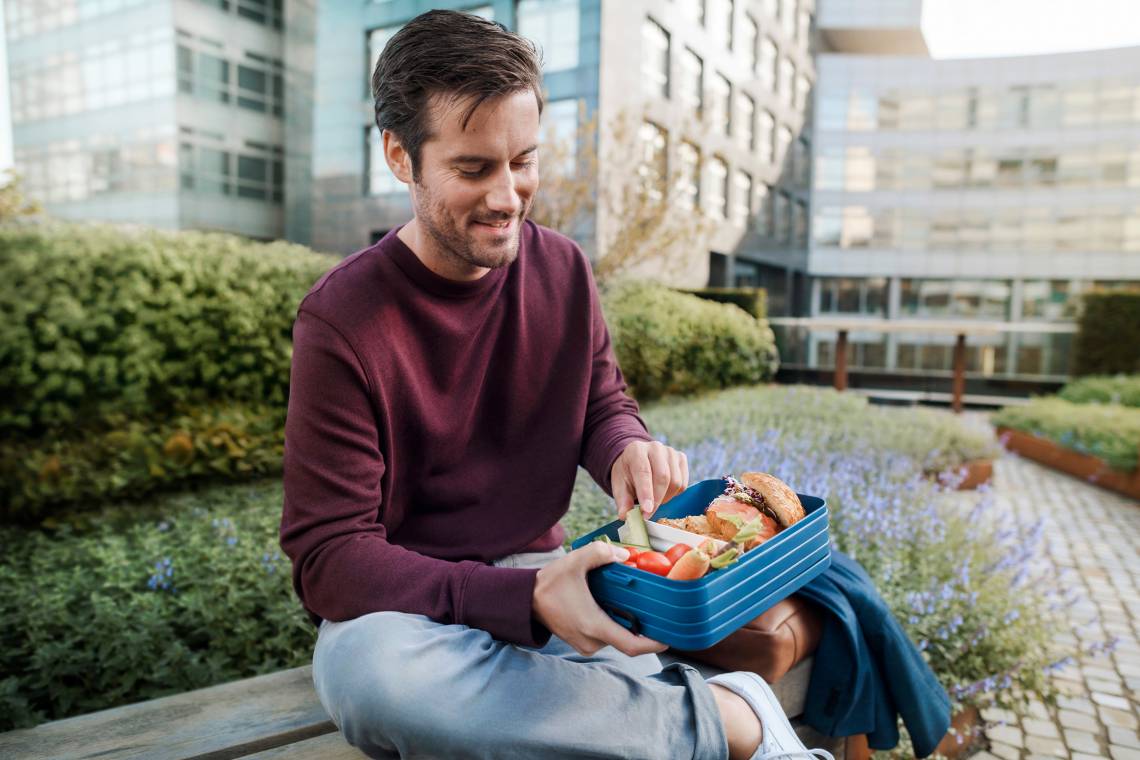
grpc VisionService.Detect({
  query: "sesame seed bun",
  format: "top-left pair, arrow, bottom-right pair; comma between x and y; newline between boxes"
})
739,471 -> 805,527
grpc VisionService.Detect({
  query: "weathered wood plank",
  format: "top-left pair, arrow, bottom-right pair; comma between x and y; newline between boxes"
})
0,666 -> 335,760
241,731 -> 365,759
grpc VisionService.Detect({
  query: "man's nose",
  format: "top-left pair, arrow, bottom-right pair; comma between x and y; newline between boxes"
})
484,166 -> 522,215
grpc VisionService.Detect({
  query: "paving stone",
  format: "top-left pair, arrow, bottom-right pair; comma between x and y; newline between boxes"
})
1022,718 -> 1059,739
1058,695 -> 1097,715
1063,727 -> 1103,754
969,753 -> 1001,760
981,705 -> 1018,725
1101,706 -> 1140,729
1024,735 -> 1068,756
1024,700 -> 1051,720
1110,745 -> 1140,760
987,724 -> 1023,747
1095,691 -> 1133,710
1110,726 -> 1140,749
1058,708 -> 1100,732
1088,677 -> 1127,695
1072,753 -> 1105,760
988,741 -> 1021,760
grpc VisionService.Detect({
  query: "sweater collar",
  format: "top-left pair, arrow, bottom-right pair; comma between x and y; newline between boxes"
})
385,225 -> 513,299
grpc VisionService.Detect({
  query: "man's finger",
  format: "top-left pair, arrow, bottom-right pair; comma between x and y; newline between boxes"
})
632,458 -> 656,517
613,468 -> 635,519
593,613 -> 670,657
646,444 -> 672,514
580,541 -> 629,570
662,449 -> 685,504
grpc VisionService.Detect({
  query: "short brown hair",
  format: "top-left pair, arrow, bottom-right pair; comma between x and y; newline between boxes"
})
371,10 -> 545,181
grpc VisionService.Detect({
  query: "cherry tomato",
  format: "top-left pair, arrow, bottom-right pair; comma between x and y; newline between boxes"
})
665,543 -> 693,567
635,551 -> 673,576
623,546 -> 642,562
622,560 -> 638,568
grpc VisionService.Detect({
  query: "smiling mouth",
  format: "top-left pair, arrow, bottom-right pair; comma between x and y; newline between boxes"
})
474,219 -> 512,229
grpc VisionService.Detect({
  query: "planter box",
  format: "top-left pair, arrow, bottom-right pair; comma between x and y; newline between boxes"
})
997,427 -> 1140,501
927,459 -> 994,491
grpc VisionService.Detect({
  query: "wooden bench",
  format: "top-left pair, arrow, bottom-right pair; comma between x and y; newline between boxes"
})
0,658 -> 852,759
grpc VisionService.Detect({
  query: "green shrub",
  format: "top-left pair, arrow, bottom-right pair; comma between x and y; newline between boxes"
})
673,287 -> 767,319
1072,292 -> 1140,376
0,480 -> 313,730
0,221 -> 334,436
1058,374 -> 1140,408
0,401 -> 285,523
604,282 -> 779,400
994,397 -> 1140,471
1,386 -> 1063,731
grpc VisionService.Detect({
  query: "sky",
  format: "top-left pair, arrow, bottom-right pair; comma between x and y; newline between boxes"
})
922,0 -> 1140,58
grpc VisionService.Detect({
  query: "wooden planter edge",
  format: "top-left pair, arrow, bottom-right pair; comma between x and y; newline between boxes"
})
925,458 -> 994,491
996,427 -> 1140,501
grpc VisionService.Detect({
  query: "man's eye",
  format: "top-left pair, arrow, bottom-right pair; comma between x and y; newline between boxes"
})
513,159 -> 537,170
457,167 -> 485,178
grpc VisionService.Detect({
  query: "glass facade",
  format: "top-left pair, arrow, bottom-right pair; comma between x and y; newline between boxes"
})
679,47 -> 704,118
518,0 -> 580,73
641,18 -> 670,99
709,72 -> 732,137
678,141 -> 701,211
818,276 -> 887,315
708,156 -> 729,219
638,121 -> 668,200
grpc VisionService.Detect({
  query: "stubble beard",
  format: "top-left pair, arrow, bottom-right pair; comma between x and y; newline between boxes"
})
413,180 -> 530,272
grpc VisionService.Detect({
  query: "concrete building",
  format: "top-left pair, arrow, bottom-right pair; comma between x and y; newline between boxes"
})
793,8 -> 1140,385
4,0 -> 286,239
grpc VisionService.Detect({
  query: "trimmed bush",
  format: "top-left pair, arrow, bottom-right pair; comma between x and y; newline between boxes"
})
1072,292 -> 1140,377
604,283 -> 779,400
673,287 -> 767,319
0,221 -> 334,436
1058,374 -> 1140,408
1,386 -> 1065,730
0,402 -> 285,523
993,397 -> 1140,471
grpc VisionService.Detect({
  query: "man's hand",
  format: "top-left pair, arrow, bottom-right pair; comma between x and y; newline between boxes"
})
533,542 -> 668,657
611,440 -> 689,519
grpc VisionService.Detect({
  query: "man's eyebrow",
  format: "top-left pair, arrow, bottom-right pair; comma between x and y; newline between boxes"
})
450,146 -> 538,163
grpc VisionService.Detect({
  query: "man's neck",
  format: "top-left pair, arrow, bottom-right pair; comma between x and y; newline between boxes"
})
397,219 -> 489,282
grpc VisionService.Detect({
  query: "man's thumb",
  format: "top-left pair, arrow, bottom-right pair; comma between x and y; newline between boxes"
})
583,541 -> 629,569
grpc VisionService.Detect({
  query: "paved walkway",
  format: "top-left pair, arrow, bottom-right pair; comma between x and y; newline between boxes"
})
974,455 -> 1140,760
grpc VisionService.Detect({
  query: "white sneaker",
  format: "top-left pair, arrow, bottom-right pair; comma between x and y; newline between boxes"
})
706,672 -> 835,760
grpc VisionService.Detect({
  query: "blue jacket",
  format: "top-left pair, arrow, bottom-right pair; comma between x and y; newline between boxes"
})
795,550 -> 952,757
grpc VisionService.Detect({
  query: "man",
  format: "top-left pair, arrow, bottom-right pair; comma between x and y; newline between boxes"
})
281,10 -> 832,760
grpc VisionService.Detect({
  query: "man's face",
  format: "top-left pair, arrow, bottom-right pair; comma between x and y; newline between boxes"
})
409,90 -> 541,273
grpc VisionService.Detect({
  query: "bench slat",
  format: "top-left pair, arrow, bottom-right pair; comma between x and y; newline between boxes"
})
0,666 -> 335,760
242,732 -> 364,759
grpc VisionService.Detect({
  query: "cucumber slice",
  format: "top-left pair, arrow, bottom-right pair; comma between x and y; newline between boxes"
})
623,507 -> 652,550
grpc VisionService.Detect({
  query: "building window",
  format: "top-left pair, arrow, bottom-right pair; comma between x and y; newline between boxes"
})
733,169 -> 753,225
795,136 -> 811,187
180,140 -> 283,202
708,156 -> 729,219
759,38 -> 777,93
367,25 -> 401,92
710,72 -> 732,136
642,18 -> 670,100
737,92 -> 755,150
680,48 -> 704,118
757,183 -> 773,235
542,99 -> 581,174
709,0 -> 734,50
683,0 -> 707,27
678,141 -> 701,210
741,14 -> 759,71
773,190 -> 790,241
797,8 -> 812,44
518,0 -> 579,72
775,124 -> 792,164
794,199 -> 808,244
779,57 -> 795,106
758,111 -> 775,163
367,125 -> 405,195
779,0 -> 796,39
795,73 -> 810,112
1022,280 -> 1078,321
177,45 -> 283,115
901,279 -> 1011,320
638,121 -> 668,200
819,278 -> 887,316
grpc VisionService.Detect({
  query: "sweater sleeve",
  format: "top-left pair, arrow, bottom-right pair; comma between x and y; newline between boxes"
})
578,268 -> 654,495
280,309 -> 549,647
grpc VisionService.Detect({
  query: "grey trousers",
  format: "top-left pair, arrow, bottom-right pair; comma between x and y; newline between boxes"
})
311,548 -> 729,759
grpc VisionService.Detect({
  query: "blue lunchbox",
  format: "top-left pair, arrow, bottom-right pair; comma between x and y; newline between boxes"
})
571,478 -> 831,651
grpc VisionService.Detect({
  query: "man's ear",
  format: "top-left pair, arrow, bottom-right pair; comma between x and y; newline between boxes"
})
382,130 -> 413,185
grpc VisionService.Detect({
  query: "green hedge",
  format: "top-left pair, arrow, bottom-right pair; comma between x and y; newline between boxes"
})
0,481 -> 313,729
1073,292 -> 1140,376
0,402 -> 286,523
0,222 -> 334,436
673,287 -> 767,319
994,397 -> 1140,471
604,283 -> 779,400
1058,374 -> 1140,408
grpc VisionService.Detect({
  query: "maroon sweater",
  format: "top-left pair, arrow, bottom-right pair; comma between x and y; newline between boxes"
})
280,221 -> 652,647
